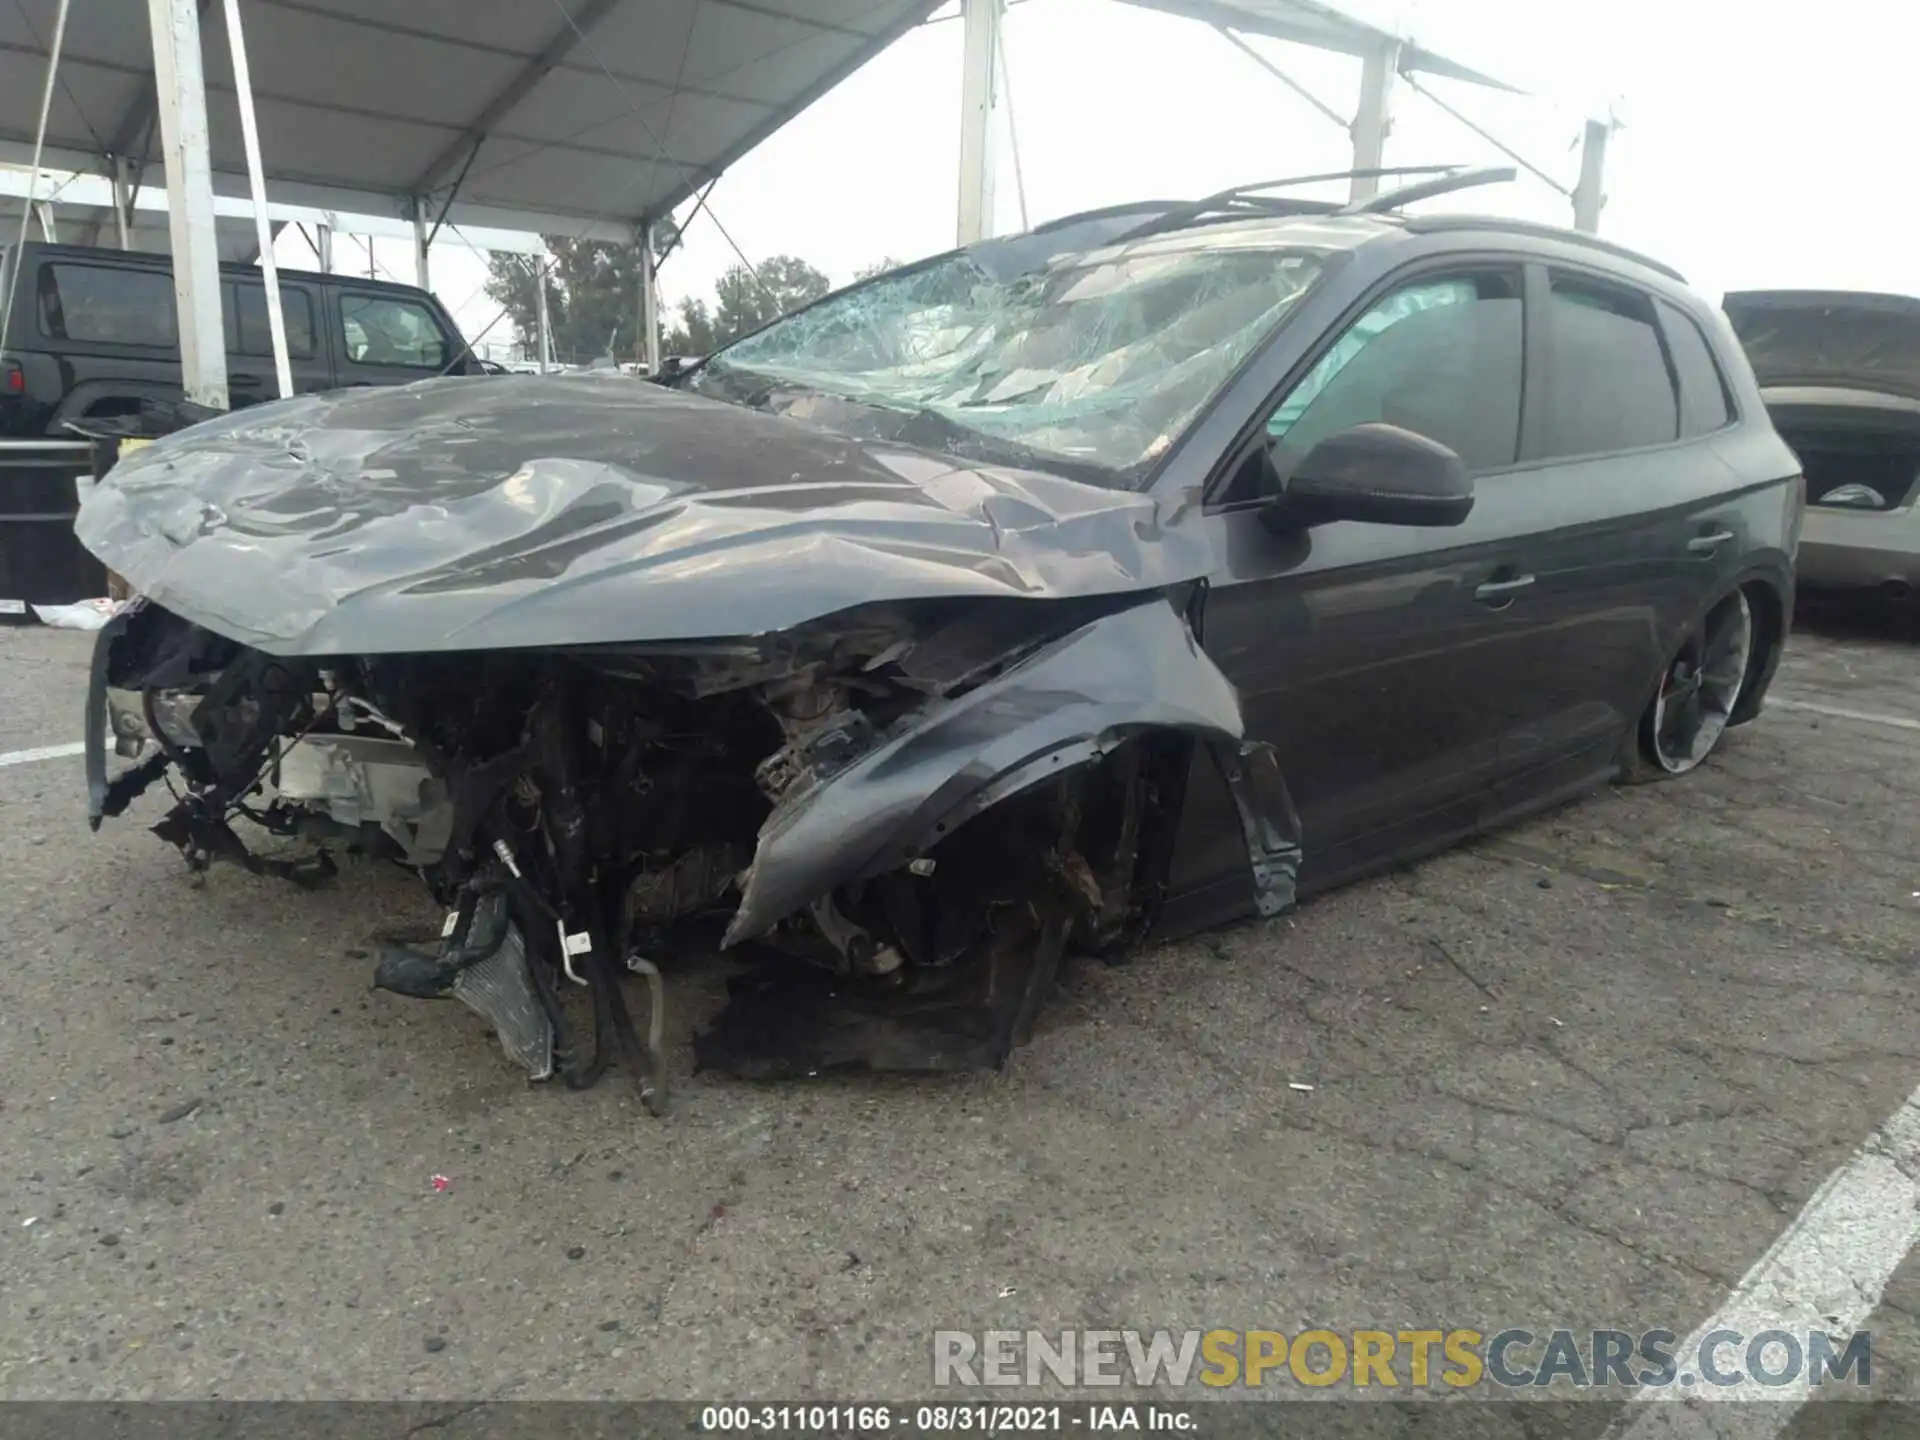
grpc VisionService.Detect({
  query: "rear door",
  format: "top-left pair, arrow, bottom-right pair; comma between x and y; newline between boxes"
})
225,277 -> 331,406
1476,265 -> 1744,810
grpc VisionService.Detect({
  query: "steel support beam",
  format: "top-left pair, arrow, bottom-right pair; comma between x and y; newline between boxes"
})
146,0 -> 228,409
316,221 -> 333,272
1348,39 -> 1401,203
411,198 -> 431,291
410,0 -> 623,197
533,253 -> 552,372
1572,117 -> 1610,233
955,0 -> 1003,246
112,154 -> 134,248
237,218 -> 285,266
1216,27 -> 1347,131
637,225 -> 659,372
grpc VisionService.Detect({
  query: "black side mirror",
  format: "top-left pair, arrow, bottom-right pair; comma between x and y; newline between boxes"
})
1261,422 -> 1474,532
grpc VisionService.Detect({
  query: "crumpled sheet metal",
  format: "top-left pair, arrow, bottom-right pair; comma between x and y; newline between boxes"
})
72,376 -> 1213,656
726,597 -> 1245,945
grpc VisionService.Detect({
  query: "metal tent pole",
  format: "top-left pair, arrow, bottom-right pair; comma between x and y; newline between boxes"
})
534,254 -> 552,372
955,0 -> 1003,245
112,155 -> 134,249
1348,39 -> 1402,203
1572,117 -> 1611,233
638,224 -> 659,373
221,0 -> 292,398
146,0 -> 229,409
411,198 -> 431,291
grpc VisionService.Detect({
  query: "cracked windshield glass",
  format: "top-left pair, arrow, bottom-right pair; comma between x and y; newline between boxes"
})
693,237 -> 1328,478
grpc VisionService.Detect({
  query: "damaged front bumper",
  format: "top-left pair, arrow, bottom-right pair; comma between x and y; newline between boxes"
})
85,592 -> 1301,1102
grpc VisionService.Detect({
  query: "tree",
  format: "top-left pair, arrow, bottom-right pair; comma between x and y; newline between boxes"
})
483,238 -> 645,365
489,244 -> 832,364
713,255 -> 831,344
661,255 -> 831,357
854,257 -> 904,281
661,296 -> 719,357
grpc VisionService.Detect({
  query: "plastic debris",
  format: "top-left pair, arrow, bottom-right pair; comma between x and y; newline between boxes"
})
431,1174 -> 451,1193
22,1216 -> 38,1228
1289,1082 -> 1315,1093
31,599 -> 118,631
998,1286 -> 1017,1299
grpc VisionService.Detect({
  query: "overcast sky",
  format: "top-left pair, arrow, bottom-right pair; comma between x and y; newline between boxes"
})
326,0 -> 1918,352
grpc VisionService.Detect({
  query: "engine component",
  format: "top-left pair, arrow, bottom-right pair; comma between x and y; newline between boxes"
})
265,734 -> 453,865
85,593 -> 1302,1102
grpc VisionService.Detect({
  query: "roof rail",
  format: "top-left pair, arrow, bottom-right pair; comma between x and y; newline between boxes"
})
1112,165 -> 1480,244
1336,166 -> 1518,214
1399,213 -> 1687,283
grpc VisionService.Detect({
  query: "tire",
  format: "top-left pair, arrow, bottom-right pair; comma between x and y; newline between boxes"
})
1625,588 -> 1756,781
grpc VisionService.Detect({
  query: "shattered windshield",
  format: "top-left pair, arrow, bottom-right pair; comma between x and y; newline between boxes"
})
692,237 -> 1328,478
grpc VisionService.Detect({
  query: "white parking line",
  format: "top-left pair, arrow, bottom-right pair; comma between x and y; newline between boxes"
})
0,741 -> 84,768
1770,698 -> 1920,734
1610,1083 -> 1920,1439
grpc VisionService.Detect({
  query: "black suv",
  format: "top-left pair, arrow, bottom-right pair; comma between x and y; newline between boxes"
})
0,242 -> 481,436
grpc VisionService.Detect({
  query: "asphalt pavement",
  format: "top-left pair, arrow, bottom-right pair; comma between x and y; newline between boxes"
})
1,604 -> 1917,1431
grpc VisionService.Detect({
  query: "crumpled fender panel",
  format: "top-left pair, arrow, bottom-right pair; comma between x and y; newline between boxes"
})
72,377 -> 1212,656
726,597 -> 1248,945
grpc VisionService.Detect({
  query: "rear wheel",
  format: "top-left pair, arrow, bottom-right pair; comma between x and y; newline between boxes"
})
1633,588 -> 1754,777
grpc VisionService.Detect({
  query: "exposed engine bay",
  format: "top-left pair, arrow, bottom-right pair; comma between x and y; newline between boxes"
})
86,590 -> 1300,1111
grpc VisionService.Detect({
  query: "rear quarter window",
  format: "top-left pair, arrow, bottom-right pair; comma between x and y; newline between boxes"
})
1655,298 -> 1734,436
38,263 -> 178,347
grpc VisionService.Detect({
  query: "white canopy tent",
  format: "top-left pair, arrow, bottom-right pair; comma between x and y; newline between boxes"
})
0,164 -> 548,262
1,0 -> 1560,407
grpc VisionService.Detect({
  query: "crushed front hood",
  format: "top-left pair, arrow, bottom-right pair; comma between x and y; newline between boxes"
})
74,376 -> 1210,655
1723,290 -> 1920,402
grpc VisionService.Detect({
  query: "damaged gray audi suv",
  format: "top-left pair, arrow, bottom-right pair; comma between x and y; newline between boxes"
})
77,167 -> 1802,1103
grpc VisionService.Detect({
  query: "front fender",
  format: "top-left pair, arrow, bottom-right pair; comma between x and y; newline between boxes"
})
725,598 -> 1252,945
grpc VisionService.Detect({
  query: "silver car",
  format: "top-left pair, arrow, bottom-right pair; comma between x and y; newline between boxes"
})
1724,290 -> 1920,602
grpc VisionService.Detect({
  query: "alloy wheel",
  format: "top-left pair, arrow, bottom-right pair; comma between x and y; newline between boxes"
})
1647,589 -> 1753,775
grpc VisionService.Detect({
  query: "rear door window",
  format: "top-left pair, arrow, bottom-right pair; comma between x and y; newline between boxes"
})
38,263 -> 177,347
231,281 -> 317,360
1539,275 -> 1679,457
1656,299 -> 1734,436
338,292 -> 449,369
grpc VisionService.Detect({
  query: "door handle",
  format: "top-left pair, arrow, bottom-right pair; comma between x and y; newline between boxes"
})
1474,573 -> 1536,604
1688,529 -> 1735,554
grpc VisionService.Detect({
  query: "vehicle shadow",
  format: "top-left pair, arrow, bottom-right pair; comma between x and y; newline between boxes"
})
1793,590 -> 1920,644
